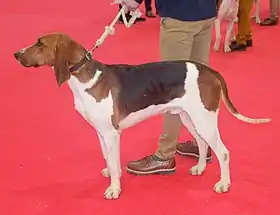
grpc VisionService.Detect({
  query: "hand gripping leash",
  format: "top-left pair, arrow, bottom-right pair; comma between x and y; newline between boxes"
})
84,5 -> 142,60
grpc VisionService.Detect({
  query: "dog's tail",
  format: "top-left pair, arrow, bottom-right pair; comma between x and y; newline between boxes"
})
212,71 -> 271,124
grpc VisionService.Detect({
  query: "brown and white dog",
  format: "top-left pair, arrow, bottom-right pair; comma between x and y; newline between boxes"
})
14,33 -> 271,199
214,0 -> 260,52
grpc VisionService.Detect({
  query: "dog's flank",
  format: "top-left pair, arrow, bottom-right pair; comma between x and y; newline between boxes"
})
14,33 -> 271,200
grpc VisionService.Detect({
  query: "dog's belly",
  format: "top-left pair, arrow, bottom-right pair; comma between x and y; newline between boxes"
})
118,98 -> 184,130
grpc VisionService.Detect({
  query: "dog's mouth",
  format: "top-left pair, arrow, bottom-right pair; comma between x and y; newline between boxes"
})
16,59 -> 40,68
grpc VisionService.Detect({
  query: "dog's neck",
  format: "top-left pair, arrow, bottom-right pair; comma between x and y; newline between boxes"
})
68,56 -> 114,99
70,58 -> 105,83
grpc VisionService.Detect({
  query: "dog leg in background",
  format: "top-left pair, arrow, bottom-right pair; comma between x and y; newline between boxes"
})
102,130 -> 122,199
224,20 -> 235,52
213,18 -> 222,52
186,108 -> 230,193
179,112 -> 208,175
255,0 -> 261,24
231,24 -> 236,41
252,0 -> 261,24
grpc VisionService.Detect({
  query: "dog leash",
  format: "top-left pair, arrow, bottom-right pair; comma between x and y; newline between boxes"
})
84,5 -> 142,60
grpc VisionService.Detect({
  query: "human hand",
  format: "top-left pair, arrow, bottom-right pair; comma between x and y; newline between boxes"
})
112,0 -> 140,11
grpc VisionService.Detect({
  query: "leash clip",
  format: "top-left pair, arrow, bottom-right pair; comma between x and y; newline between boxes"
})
85,51 -> 93,60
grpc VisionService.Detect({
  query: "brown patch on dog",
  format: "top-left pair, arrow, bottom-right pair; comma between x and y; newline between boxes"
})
84,66 -> 119,102
85,73 -> 111,102
14,33 -> 86,86
196,63 -> 239,115
197,67 -> 222,112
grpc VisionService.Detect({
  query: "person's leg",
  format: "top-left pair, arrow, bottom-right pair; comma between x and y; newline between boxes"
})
145,0 -> 156,17
154,18 -> 195,161
176,17 -> 214,161
230,0 -> 253,51
260,0 -> 279,26
189,18 -> 214,65
145,0 -> 152,11
126,18 -> 213,175
155,0 -> 158,14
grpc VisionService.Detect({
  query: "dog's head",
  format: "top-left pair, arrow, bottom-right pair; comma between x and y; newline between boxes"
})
14,33 -> 86,86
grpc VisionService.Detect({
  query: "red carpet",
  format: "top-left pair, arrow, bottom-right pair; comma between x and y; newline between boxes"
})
0,1 -> 279,214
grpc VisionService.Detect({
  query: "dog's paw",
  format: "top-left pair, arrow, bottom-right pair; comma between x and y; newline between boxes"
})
104,185 -> 121,199
101,168 -> 110,178
213,43 -> 220,52
214,179 -> 231,193
189,164 -> 206,175
256,18 -> 261,24
224,46 -> 231,53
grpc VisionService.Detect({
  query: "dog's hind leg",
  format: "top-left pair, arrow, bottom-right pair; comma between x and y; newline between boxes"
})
184,108 -> 231,193
179,112 -> 208,175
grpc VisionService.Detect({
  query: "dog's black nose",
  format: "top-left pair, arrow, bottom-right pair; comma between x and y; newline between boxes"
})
14,51 -> 22,60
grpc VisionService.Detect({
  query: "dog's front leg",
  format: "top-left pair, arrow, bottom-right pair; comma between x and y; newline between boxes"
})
101,130 -> 122,199
97,132 -> 110,178
213,18 -> 222,52
255,0 -> 261,24
224,21 -> 235,52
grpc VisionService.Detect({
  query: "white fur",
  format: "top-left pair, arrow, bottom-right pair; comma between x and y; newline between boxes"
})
214,0 -> 240,52
66,63 -> 231,199
252,0 -> 261,24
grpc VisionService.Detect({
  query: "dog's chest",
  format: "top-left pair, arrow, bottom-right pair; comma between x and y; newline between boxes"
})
67,76 -> 114,128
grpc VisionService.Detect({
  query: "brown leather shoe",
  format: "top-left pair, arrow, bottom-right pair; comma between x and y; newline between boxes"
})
126,155 -> 176,175
176,140 -> 212,161
231,39 -> 252,47
260,17 -> 278,26
229,42 -> 247,51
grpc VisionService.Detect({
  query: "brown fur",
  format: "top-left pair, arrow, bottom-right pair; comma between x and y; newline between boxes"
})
15,33 -> 86,86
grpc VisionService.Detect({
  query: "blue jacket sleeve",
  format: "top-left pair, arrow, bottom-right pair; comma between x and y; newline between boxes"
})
135,0 -> 143,4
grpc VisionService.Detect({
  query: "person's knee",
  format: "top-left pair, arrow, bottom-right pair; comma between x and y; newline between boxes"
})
239,0 -> 253,15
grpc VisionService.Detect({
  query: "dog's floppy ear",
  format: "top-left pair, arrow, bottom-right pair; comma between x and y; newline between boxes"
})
54,43 -> 71,87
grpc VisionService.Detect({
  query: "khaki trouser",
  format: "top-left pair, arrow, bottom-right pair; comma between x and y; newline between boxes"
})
269,0 -> 279,17
155,17 -> 214,159
236,0 -> 253,44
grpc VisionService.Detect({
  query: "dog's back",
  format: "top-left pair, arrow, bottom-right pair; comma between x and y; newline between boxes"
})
109,61 -> 188,114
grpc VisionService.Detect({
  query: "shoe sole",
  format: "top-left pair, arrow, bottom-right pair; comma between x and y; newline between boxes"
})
176,150 -> 212,162
126,167 -> 176,175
